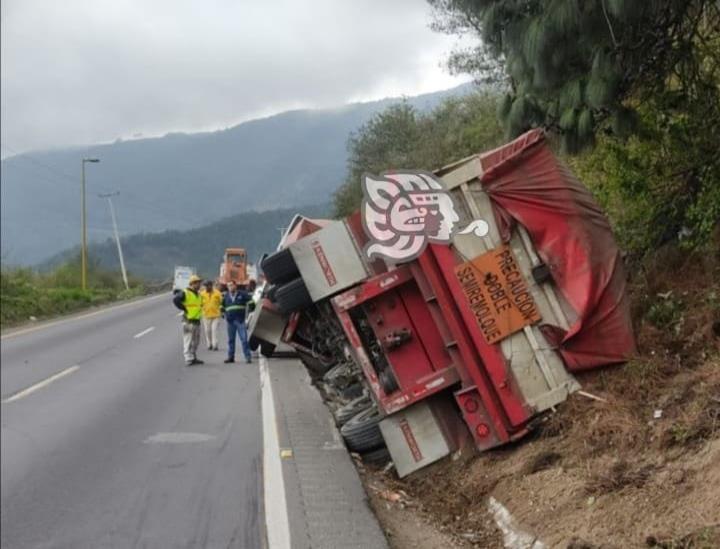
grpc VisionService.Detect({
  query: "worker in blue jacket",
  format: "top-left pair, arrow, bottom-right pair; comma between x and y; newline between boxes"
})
221,280 -> 254,364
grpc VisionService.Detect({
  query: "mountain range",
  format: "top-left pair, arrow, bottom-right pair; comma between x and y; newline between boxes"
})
41,203 -> 331,282
1,82 -> 473,266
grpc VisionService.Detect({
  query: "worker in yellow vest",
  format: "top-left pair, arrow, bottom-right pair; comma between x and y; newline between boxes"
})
200,280 -> 223,351
172,275 -> 204,366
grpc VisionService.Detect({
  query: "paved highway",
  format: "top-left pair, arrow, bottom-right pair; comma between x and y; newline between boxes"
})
1,295 -> 263,548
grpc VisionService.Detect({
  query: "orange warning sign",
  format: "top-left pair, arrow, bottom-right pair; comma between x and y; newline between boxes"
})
454,244 -> 541,344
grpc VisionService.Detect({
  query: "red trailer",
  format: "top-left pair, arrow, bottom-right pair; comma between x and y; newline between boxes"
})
251,130 -> 635,476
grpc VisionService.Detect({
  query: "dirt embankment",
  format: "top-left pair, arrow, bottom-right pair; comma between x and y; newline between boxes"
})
365,246 -> 720,548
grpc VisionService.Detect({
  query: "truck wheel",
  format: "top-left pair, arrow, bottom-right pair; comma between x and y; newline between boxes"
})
322,362 -> 354,389
275,278 -> 313,315
261,249 -> 299,285
334,395 -> 371,426
260,341 -> 276,357
361,446 -> 391,466
249,335 -> 260,351
265,284 -> 278,302
340,406 -> 384,452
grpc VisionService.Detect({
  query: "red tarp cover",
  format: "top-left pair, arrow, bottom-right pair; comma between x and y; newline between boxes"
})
478,129 -> 636,371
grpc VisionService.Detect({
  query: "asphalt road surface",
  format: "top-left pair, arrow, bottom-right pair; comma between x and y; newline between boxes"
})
1,295 -> 263,549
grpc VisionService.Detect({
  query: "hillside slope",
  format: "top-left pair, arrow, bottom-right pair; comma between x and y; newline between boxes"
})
365,247 -> 720,548
1,83 -> 473,265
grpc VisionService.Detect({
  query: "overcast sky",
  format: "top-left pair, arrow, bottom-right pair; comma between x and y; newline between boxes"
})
1,0 -> 470,157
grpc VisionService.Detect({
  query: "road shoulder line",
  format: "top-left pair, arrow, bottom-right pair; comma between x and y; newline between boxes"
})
269,357 -> 389,548
260,357 -> 292,549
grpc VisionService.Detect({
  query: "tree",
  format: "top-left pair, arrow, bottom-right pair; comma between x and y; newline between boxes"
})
333,103 -> 421,217
332,93 -> 504,217
428,0 -> 720,252
428,0 -> 720,152
569,101 -> 720,255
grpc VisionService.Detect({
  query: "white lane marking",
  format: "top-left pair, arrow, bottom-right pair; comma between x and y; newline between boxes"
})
1,293 -> 168,340
260,356 -> 292,549
144,432 -> 215,444
133,326 -> 155,339
2,365 -> 80,404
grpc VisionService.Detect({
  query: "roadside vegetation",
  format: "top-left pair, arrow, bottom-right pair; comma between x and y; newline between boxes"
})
333,93 -> 504,217
338,1 -> 719,546
0,256 -> 145,328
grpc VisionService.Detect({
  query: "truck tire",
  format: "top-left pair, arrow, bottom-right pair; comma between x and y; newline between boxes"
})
361,446 -> 391,466
334,395 -> 371,426
340,406 -> 384,452
275,278 -> 313,315
265,284 -> 278,302
261,249 -> 299,285
322,362 -> 354,390
249,335 -> 261,351
260,341 -> 276,358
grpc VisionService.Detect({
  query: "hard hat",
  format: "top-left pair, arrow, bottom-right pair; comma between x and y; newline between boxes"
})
188,275 -> 202,284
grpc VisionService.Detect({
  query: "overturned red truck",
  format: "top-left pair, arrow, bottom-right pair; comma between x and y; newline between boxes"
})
249,130 -> 635,476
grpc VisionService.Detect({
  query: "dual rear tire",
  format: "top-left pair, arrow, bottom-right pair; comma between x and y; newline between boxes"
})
275,278 -> 312,315
261,249 -> 299,285
340,406 -> 384,453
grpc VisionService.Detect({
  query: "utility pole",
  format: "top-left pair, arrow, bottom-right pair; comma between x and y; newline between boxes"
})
81,158 -> 100,290
99,192 -> 129,290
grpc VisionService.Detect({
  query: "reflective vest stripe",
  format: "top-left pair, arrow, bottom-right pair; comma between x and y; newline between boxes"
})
183,289 -> 203,320
225,305 -> 246,311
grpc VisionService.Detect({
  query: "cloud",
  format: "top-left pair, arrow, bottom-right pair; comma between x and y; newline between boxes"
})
1,0 -> 469,155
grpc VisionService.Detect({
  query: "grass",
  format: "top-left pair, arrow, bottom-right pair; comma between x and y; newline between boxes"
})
1,258 -> 145,328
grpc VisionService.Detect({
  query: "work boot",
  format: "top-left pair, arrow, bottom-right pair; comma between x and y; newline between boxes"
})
245,357 -> 252,364
224,357 -> 235,363
191,358 -> 204,365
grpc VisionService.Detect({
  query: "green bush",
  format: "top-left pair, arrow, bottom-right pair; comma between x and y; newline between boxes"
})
645,293 -> 685,332
568,99 -> 720,257
0,256 -> 145,327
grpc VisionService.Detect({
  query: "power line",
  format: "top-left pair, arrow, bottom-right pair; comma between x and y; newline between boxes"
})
2,143 -> 175,218
1,142 -> 201,229
1,149 -> 175,224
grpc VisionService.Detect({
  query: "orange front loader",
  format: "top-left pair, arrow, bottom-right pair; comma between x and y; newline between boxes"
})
218,247 -> 250,288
